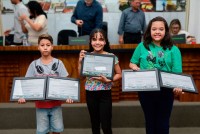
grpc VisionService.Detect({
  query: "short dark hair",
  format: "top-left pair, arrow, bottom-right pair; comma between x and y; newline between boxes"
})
38,34 -> 53,44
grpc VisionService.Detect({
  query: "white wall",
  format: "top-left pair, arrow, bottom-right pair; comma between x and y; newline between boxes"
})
188,0 -> 200,43
2,12 -> 186,45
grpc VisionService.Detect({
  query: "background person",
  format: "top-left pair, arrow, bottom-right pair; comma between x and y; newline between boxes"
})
118,0 -> 146,44
169,19 -> 196,44
129,16 -> 182,134
4,0 -> 29,45
71,0 -> 103,36
19,1 -> 48,46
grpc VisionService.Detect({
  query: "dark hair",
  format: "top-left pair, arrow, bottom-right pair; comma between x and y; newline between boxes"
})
88,28 -> 110,52
143,16 -> 173,50
38,34 -> 53,44
169,19 -> 181,32
27,1 -> 47,19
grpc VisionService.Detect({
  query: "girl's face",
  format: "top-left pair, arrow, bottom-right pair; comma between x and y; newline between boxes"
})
38,39 -> 53,56
91,32 -> 106,53
151,21 -> 165,45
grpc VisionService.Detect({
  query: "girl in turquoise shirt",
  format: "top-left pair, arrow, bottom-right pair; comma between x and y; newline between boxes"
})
129,16 -> 183,134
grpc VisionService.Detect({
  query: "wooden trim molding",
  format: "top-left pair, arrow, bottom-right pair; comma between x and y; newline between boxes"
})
0,44 -> 200,102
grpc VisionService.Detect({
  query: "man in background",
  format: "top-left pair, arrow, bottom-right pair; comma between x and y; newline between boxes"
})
71,0 -> 103,36
4,0 -> 29,45
118,0 -> 146,44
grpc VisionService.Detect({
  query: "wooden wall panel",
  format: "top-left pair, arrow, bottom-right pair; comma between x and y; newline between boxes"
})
1,44 -> 200,102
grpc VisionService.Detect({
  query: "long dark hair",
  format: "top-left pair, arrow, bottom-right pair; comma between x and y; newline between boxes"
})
88,28 -> 110,52
143,16 -> 173,50
27,1 -> 47,19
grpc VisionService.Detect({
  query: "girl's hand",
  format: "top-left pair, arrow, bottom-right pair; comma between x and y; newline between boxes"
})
66,98 -> 73,103
173,87 -> 184,95
18,98 -> 26,104
19,14 -> 28,21
79,50 -> 87,63
129,63 -> 140,71
91,75 -> 112,83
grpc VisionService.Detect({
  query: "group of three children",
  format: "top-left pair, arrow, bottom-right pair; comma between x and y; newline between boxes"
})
18,16 -> 182,134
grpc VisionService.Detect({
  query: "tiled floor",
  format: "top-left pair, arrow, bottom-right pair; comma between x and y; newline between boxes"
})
0,127 -> 200,134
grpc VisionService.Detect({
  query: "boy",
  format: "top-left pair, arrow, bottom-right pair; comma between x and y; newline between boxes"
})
18,34 -> 73,134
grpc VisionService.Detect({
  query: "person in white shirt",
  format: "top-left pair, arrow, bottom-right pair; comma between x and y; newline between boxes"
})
169,19 -> 196,44
19,1 -> 48,46
4,0 -> 29,45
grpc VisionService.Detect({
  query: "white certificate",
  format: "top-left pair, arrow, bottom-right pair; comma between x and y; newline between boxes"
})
160,71 -> 198,94
122,69 -> 160,92
46,77 -> 80,101
81,53 -> 115,80
10,77 -> 46,101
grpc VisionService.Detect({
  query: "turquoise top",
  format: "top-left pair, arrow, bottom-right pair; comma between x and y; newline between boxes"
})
130,42 -> 182,73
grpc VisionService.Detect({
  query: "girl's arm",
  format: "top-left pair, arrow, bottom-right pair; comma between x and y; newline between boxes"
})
112,63 -> 122,82
20,14 -> 44,32
78,50 -> 87,79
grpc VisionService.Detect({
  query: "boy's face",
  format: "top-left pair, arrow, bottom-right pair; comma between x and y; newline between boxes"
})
38,39 -> 53,57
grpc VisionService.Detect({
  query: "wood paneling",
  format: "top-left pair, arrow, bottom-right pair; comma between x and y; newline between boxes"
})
0,44 -> 200,102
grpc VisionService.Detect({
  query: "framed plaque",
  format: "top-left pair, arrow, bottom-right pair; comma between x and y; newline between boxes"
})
122,69 -> 160,92
81,53 -> 115,80
46,77 -> 80,102
10,77 -> 47,101
159,71 -> 198,94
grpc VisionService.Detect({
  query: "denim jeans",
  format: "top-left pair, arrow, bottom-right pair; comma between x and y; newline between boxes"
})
36,106 -> 64,134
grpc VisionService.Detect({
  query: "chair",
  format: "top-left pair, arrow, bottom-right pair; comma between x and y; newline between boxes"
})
5,34 -> 14,46
68,35 -> 89,45
102,21 -> 108,36
0,36 -> 3,46
57,30 -> 77,45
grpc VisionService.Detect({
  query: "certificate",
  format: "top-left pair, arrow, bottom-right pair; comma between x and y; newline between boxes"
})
159,71 -> 198,94
122,69 -> 160,92
10,77 -> 46,101
81,53 -> 115,80
46,77 -> 80,102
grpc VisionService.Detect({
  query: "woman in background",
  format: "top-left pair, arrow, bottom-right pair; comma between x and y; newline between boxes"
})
169,19 -> 196,44
19,1 -> 48,45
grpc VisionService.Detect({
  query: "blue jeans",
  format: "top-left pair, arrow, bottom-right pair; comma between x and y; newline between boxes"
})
138,89 -> 174,134
36,107 -> 64,134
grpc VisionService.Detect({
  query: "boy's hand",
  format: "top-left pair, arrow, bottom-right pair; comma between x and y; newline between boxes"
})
66,98 -> 73,103
18,98 -> 26,104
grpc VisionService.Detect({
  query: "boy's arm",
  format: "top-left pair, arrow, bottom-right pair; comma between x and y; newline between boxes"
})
18,61 -> 35,104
